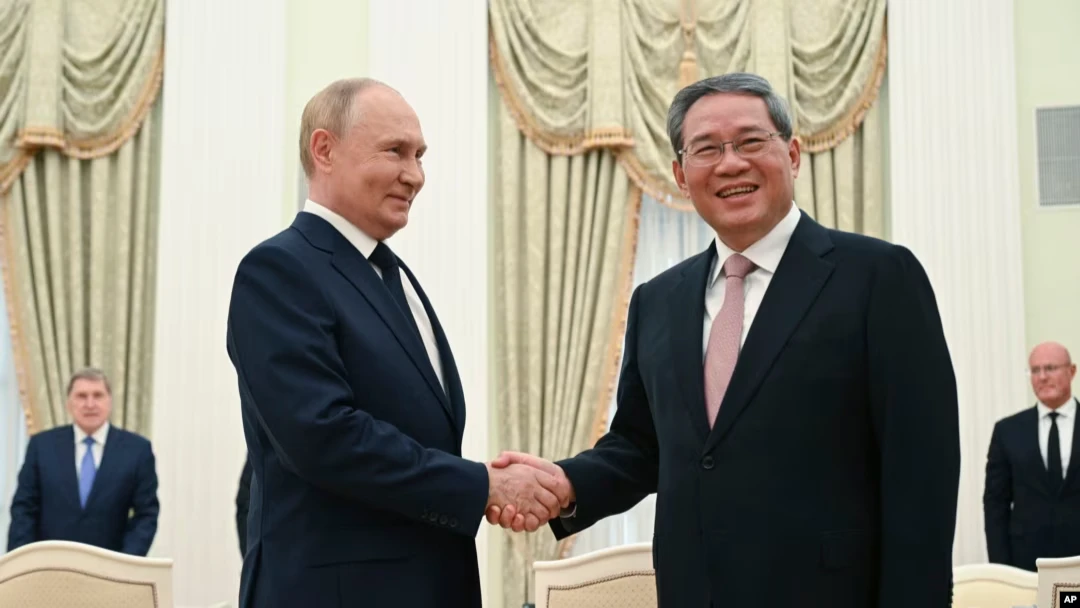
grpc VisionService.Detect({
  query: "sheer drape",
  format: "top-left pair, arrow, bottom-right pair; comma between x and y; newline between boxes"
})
0,276 -> 28,550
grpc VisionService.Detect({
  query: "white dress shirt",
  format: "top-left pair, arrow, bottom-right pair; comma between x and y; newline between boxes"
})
74,423 -> 109,482
303,199 -> 445,390
702,202 -> 801,357
1038,398 -> 1077,472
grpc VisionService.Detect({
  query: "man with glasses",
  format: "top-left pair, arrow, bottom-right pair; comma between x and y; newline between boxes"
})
985,341 -> 1080,571
489,72 -> 960,607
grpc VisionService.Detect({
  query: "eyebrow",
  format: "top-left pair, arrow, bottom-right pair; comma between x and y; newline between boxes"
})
379,136 -> 427,153
685,125 -> 770,147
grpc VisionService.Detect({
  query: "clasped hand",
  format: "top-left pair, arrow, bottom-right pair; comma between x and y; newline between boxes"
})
485,452 -> 575,532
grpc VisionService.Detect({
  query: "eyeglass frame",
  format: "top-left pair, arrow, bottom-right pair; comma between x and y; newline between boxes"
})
677,130 -> 786,166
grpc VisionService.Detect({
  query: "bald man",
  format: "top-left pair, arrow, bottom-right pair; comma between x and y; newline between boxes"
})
985,341 -> 1080,570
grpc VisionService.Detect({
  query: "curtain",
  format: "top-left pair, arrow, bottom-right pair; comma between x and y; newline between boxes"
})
0,0 -> 164,436
492,93 -> 641,607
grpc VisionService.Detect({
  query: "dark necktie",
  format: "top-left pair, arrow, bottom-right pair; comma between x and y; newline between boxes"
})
1049,411 -> 1064,488
368,242 -> 422,340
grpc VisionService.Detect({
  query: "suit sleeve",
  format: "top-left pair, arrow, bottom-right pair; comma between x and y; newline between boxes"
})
236,457 -> 252,555
7,436 -> 41,551
866,245 -> 960,608
226,244 -> 489,537
122,439 -> 160,556
983,422 -> 1013,564
550,286 -> 660,539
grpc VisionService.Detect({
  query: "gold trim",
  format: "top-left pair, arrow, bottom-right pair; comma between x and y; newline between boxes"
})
489,25 -> 635,156
0,189 -> 39,435
545,569 -> 655,602
798,17 -> 888,153
556,181 -> 644,560
1,44 -> 165,195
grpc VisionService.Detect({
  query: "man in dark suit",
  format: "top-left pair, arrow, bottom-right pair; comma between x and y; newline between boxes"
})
985,341 -> 1079,571
7,367 -> 159,556
226,78 -> 568,608
489,73 -> 960,607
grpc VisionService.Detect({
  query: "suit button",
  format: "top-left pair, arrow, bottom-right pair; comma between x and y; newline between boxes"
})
701,456 -> 714,470
429,512 -> 439,522
450,518 -> 458,528
439,515 -> 448,525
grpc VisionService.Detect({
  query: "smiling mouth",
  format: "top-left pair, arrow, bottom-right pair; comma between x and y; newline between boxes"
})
717,185 -> 758,198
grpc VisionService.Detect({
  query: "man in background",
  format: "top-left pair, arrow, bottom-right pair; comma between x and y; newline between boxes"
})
7,367 -> 159,556
491,72 -> 960,607
226,78 -> 568,608
985,341 -> 1080,570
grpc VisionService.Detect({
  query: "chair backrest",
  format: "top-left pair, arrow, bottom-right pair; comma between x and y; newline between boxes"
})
1037,555 -> 1080,608
0,541 -> 174,608
533,542 -> 655,608
952,563 -> 1038,608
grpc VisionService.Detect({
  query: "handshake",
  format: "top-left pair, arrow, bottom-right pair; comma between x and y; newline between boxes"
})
484,452 -> 576,533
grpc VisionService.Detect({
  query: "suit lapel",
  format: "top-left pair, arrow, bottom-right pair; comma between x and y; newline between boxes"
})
59,426 -> 81,508
329,244 -> 454,423
705,215 -> 835,452
1022,407 -> 1056,495
668,248 -> 714,446
400,262 -> 466,440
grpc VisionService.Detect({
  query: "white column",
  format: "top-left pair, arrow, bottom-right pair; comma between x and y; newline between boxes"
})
888,0 -> 1027,565
151,0 -> 286,605
368,0 -> 492,601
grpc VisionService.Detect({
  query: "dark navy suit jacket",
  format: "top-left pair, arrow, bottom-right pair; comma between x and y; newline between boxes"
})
226,213 -> 489,608
984,399 -> 1080,571
7,424 -> 159,556
551,213 -> 961,608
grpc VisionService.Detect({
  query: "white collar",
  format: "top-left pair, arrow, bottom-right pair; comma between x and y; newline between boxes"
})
302,199 -> 379,258
709,201 -> 801,287
1038,398 -> 1078,420
74,422 -> 110,446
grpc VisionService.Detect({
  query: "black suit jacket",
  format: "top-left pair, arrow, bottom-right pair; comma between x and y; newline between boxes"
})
236,457 -> 252,555
984,399 -> 1080,571
551,213 -> 960,608
7,424 -> 159,556
226,213 -> 489,608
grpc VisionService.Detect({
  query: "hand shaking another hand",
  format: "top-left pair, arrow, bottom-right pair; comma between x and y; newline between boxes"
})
484,452 -> 575,533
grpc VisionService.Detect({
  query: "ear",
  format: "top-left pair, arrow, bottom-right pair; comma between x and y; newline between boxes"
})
310,128 -> 336,174
788,136 -> 802,179
672,159 -> 690,197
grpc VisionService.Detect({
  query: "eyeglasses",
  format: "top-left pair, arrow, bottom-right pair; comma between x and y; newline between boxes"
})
678,131 -> 783,167
1030,364 -> 1072,376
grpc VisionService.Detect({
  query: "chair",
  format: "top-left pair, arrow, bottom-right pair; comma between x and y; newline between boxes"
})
0,541 -> 173,608
952,563 -> 1038,608
1037,555 -> 1080,608
533,542 -> 655,608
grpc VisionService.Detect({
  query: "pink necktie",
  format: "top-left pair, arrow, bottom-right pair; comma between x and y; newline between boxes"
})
704,253 -> 756,428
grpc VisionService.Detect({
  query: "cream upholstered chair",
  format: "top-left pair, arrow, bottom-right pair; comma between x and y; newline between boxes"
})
534,542 -> 655,608
1037,555 -> 1080,608
0,540 -> 174,608
951,563 -> 1038,608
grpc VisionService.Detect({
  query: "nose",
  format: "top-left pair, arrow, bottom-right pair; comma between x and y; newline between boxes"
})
712,148 -> 752,176
401,158 -> 424,189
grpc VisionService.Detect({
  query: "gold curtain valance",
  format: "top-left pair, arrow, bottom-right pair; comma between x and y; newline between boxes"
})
0,0 -> 165,194
490,0 -> 887,205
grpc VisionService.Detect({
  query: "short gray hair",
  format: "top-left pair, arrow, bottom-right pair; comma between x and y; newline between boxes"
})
66,367 -> 111,396
666,72 -> 794,162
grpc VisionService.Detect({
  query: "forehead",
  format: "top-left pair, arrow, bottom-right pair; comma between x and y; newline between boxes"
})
70,378 -> 107,393
682,93 -> 777,142
1031,347 -> 1070,364
348,88 -> 425,146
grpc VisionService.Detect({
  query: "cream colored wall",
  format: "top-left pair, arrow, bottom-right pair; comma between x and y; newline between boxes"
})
282,0 -> 370,223
1016,0 -> 1080,364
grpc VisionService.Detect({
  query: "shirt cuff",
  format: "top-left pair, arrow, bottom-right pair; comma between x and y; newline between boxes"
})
560,503 -> 577,518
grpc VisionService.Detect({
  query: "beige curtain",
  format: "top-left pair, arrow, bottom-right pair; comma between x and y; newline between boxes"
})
0,0 -> 164,436
493,95 -> 641,607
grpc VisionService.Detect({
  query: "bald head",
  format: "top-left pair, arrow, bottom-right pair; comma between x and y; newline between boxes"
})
1029,341 -> 1076,409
